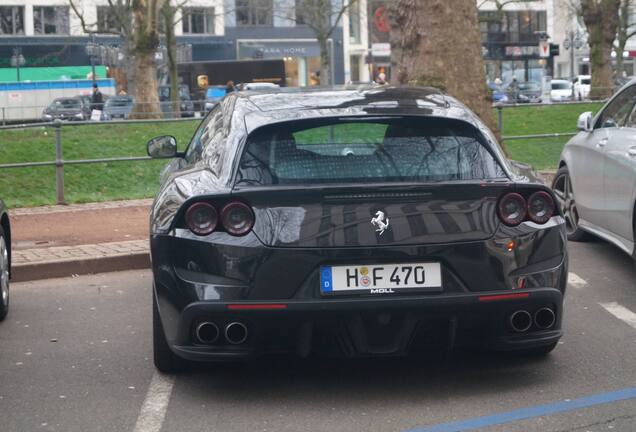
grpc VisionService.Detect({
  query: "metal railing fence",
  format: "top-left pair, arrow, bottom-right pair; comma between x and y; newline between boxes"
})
0,117 -> 198,204
493,99 -> 605,134
1,99 -> 210,125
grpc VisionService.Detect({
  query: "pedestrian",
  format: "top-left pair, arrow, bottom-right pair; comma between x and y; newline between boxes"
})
226,80 -> 236,93
376,72 -> 387,85
91,83 -> 104,110
510,77 -> 519,103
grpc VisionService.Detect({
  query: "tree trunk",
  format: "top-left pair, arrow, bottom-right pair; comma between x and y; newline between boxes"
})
129,0 -> 163,119
581,0 -> 620,100
615,37 -> 626,77
388,0 -> 497,132
318,36 -> 331,85
163,5 -> 180,119
131,52 -> 161,118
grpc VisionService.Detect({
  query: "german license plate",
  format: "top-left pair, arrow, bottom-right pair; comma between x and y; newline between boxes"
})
320,262 -> 442,295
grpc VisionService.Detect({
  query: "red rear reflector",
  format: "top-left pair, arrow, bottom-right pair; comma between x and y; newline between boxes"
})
478,293 -> 530,302
227,304 -> 288,310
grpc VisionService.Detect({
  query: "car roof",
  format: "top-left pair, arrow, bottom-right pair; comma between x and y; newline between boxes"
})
239,85 -> 457,112
231,86 -> 491,136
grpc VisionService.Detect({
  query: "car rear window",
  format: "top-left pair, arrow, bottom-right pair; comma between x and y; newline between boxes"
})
54,99 -> 81,109
106,97 -> 132,107
552,82 -> 571,90
236,117 -> 506,186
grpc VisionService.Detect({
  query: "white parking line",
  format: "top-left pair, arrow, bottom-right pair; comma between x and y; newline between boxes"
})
568,272 -> 588,288
600,302 -> 636,330
132,372 -> 175,432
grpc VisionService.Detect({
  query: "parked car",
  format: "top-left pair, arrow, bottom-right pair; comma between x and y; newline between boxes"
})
42,97 -> 90,121
554,80 -> 636,258
101,95 -> 134,120
487,82 -> 509,104
237,82 -> 281,91
515,81 -> 543,103
204,86 -> 226,112
0,200 -> 10,321
573,75 -> 591,100
159,85 -> 195,118
146,86 -> 568,372
76,94 -> 93,111
550,80 -> 574,102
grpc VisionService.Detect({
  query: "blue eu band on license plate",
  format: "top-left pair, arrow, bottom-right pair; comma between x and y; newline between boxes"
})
320,262 -> 442,295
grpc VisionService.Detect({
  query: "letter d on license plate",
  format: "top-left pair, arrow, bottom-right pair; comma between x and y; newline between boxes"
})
320,262 -> 442,295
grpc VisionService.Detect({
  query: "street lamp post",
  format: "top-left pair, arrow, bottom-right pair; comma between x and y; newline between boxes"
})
10,48 -> 26,82
85,35 -> 99,87
563,29 -> 584,99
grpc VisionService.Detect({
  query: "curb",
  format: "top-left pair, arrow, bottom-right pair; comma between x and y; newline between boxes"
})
12,251 -> 150,282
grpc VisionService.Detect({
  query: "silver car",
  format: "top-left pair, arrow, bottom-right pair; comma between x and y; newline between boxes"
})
554,81 -> 636,258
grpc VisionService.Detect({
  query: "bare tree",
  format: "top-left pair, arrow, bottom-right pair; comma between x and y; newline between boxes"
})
615,0 -> 636,76
574,0 -> 621,99
70,0 -> 165,118
279,0 -> 359,85
160,1 -> 185,118
477,0 -> 541,19
388,0 -> 497,133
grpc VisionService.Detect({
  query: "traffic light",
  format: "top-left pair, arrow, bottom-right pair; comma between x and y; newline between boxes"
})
550,43 -> 560,57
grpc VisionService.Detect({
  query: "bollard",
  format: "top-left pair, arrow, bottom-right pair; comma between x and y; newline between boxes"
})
496,103 -> 504,133
53,120 -> 65,205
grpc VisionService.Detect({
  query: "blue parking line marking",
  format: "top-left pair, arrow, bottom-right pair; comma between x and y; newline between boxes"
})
404,386 -> 636,432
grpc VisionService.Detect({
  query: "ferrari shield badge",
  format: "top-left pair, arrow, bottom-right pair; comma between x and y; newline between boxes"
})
371,211 -> 390,235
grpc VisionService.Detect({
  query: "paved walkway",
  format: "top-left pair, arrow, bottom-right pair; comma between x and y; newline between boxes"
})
14,240 -> 148,265
11,199 -> 151,282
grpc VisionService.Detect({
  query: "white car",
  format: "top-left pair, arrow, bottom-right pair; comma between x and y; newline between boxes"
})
239,82 -> 280,91
551,80 -> 574,102
573,75 -> 591,100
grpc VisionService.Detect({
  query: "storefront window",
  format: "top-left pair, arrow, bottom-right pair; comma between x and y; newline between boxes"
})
34,6 -> 69,35
350,55 -> 361,82
0,6 -> 24,35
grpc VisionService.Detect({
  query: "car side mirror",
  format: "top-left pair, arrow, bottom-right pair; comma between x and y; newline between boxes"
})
147,135 -> 178,158
577,112 -> 593,132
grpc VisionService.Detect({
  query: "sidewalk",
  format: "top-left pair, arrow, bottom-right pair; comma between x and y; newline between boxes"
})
11,199 -> 152,282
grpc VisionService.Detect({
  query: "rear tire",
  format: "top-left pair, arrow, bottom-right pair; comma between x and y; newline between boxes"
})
153,289 -> 186,373
0,227 -> 9,321
552,166 -> 590,241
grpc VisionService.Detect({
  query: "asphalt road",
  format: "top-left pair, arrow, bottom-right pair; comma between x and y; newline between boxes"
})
1,240 -> 635,432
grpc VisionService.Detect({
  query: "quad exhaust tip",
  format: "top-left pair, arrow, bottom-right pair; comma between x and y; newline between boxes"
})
509,310 -> 532,333
225,321 -> 248,345
195,322 -> 220,344
534,307 -> 556,330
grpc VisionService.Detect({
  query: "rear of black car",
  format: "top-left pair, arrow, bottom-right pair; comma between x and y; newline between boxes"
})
150,111 -> 567,370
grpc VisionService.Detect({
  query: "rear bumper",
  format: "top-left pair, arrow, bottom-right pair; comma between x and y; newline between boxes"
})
158,286 -> 564,362
151,218 -> 568,361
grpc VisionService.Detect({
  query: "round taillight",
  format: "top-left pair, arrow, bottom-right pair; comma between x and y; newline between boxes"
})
221,202 -> 254,236
527,191 -> 555,224
498,193 -> 527,226
185,202 -> 218,236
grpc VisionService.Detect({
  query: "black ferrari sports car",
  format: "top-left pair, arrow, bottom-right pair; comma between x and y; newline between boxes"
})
147,86 -> 568,372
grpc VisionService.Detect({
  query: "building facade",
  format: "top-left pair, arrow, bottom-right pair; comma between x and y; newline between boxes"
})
0,0 -> 369,85
477,0 -> 555,85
